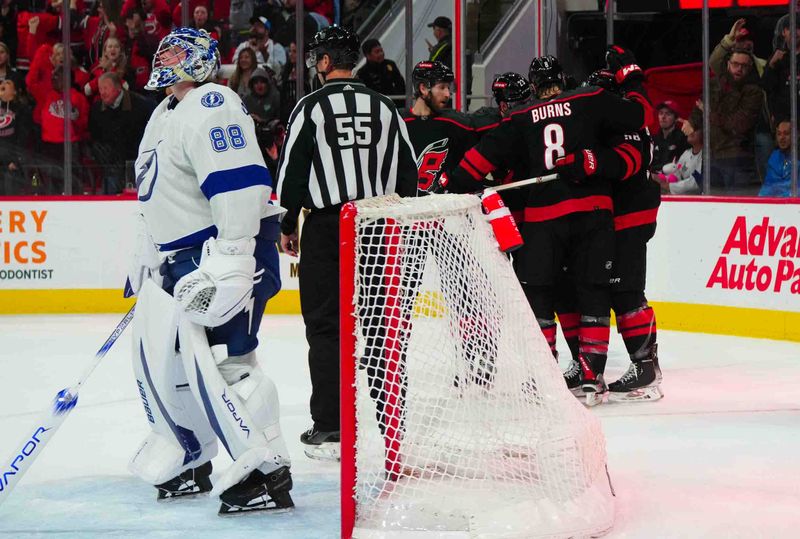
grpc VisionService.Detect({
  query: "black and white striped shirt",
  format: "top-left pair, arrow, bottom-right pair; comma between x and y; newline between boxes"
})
276,79 -> 418,234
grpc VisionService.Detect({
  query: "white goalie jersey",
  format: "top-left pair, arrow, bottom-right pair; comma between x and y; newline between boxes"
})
135,83 -> 283,255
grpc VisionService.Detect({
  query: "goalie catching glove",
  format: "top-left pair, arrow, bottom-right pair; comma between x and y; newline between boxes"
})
174,237 -> 256,327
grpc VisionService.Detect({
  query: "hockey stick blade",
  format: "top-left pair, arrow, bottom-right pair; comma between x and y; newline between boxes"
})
0,304 -> 136,506
492,173 -> 559,192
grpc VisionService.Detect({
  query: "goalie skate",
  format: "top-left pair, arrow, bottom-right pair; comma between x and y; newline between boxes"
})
218,467 -> 294,516
155,461 -> 213,501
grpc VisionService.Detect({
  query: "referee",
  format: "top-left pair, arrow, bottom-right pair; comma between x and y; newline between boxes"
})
276,25 -> 418,461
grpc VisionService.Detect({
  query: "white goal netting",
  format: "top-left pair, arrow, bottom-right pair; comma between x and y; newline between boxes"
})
341,194 -> 614,539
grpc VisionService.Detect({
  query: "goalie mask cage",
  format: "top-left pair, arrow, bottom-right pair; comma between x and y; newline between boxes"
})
340,194 -> 614,539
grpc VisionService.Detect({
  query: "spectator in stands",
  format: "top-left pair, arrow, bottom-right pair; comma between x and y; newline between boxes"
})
712,18 -> 766,78
121,0 -> 172,41
121,9 -> 158,92
25,0 -> 85,64
244,67 -> 279,125
357,38 -> 405,108
427,16 -> 452,69
305,0 -> 334,28
0,1 -> 17,66
228,45 -> 257,97
657,123 -> 703,195
232,16 -> 286,76
650,100 -> 688,174
172,1 -> 229,34
763,13 -> 800,125
88,72 -> 154,194
759,119 -> 796,197
0,79 -> 33,195
690,44 -> 763,193
0,41 -> 24,90
189,4 -> 221,41
714,19 -> 772,183
39,65 -> 90,194
26,43 -> 90,126
84,37 -> 130,101
273,1 -> 325,48
83,0 -> 118,68
229,0 -> 254,37
279,41 -> 308,123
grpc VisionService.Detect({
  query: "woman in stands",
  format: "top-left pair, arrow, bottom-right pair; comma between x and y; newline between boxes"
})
228,46 -> 257,98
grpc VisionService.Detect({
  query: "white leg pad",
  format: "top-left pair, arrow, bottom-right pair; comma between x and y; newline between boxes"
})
178,317 -> 291,482
129,280 -> 218,485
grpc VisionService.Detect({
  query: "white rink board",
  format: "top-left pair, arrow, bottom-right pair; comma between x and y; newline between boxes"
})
0,199 -> 299,291
646,198 -> 800,312
1,197 -> 798,322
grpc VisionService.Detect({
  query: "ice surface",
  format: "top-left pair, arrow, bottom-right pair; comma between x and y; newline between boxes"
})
0,314 -> 798,538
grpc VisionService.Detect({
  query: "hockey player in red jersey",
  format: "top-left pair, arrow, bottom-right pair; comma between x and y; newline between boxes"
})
451,47 -> 653,405
556,69 -> 663,402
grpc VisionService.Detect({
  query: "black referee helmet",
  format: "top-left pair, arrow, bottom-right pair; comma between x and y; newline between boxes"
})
306,25 -> 360,70
528,55 -> 565,96
412,61 -> 454,96
491,72 -> 532,106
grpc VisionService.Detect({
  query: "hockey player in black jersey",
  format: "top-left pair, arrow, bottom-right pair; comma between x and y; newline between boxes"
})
478,72 -> 536,223
557,69 -> 663,402
401,61 -> 498,193
451,47 -> 653,406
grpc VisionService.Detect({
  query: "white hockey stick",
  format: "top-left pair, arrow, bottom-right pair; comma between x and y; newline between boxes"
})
0,304 -> 136,505
491,173 -> 559,192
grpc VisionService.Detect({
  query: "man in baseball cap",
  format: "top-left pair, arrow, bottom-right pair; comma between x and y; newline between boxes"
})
427,16 -> 452,68
650,100 -> 689,174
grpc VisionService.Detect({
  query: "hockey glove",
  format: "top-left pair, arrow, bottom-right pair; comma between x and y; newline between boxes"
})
605,45 -> 643,86
428,170 -> 450,194
174,237 -> 256,328
554,149 -> 599,183
125,213 -> 162,298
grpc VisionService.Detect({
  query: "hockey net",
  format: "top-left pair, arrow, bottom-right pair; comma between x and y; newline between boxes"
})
340,194 -> 614,539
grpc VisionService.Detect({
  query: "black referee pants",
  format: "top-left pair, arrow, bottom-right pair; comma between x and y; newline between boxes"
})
299,210 -> 341,433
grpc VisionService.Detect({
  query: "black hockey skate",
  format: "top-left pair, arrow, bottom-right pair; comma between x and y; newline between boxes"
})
155,461 -> 213,501
218,466 -> 294,516
562,360 -> 585,397
300,426 -> 341,462
608,345 -> 664,403
578,354 -> 607,407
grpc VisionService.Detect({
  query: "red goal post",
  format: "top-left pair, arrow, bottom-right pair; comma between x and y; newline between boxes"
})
339,194 -> 614,539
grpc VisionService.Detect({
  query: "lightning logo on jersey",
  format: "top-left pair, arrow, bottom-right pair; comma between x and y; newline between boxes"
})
134,84 -> 284,253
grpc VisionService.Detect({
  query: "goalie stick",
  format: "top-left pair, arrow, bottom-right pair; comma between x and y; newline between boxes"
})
0,304 -> 136,505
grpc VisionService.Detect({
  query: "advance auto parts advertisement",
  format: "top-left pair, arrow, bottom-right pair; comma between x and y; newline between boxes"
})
648,199 -> 800,312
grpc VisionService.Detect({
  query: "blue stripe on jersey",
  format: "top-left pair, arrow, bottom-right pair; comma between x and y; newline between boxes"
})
158,225 -> 218,252
200,164 -> 272,200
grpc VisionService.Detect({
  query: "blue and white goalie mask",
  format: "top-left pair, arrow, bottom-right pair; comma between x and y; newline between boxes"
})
146,27 -> 220,90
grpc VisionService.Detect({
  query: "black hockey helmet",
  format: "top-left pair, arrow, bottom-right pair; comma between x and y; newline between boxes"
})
412,61 -> 454,95
305,25 -> 360,69
584,69 -> 618,93
528,55 -> 565,95
491,72 -> 532,105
